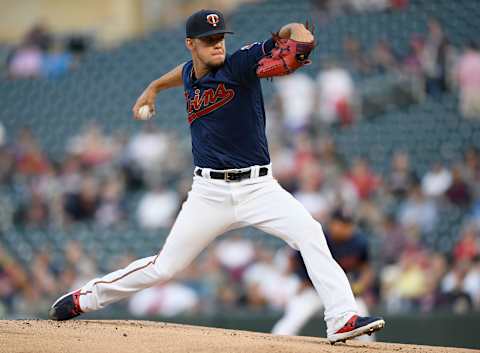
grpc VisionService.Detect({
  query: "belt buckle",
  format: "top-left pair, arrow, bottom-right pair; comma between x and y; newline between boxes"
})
224,170 -> 242,182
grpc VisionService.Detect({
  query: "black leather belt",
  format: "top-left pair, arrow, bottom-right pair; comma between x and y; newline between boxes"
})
195,167 -> 269,182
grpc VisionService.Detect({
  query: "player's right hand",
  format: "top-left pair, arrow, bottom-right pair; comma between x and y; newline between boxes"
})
132,88 -> 156,120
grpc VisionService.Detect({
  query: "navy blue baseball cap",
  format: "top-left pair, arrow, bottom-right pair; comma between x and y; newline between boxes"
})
186,9 -> 234,38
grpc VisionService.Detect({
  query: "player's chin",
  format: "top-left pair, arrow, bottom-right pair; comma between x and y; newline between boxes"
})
207,55 -> 225,68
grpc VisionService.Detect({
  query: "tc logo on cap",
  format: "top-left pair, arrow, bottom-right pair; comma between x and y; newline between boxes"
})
206,13 -> 220,27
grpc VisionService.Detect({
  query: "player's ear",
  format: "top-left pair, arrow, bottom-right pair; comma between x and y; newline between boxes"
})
185,38 -> 194,51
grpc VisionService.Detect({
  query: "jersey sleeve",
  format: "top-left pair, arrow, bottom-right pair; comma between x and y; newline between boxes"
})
226,38 -> 275,85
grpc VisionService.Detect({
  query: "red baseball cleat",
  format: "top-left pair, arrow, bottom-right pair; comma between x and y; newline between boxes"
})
327,315 -> 385,344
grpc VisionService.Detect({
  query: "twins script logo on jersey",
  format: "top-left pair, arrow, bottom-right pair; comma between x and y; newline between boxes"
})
206,14 -> 220,27
185,83 -> 235,124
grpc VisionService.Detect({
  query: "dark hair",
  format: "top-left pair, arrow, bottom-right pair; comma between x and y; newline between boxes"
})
331,208 -> 354,224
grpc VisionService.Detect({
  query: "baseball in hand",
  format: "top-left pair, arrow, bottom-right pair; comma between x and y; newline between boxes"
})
138,105 -> 153,120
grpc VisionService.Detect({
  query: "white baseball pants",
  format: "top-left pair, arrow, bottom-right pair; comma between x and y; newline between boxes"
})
78,165 -> 358,335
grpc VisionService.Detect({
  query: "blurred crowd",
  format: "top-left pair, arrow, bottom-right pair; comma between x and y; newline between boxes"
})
3,23 -> 88,80
272,16 -> 480,128
0,113 -> 479,318
1,5 -> 480,321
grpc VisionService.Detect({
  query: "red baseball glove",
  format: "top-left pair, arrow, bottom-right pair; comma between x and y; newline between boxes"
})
256,25 -> 315,78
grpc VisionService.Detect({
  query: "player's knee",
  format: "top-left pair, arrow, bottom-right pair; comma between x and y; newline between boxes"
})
153,259 -> 177,281
155,266 -> 174,282
156,255 -> 194,281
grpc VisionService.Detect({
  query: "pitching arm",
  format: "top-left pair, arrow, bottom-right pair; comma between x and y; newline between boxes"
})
132,63 -> 185,120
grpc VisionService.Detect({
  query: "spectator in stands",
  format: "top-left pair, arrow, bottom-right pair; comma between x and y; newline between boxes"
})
398,182 -> 438,234
66,35 -> 88,61
292,132 -> 316,174
243,247 -> 299,310
455,41 -> 480,118
136,181 -> 179,229
316,60 -> 356,126
179,250 -> 222,314
13,127 -> 50,176
58,156 -> 83,195
5,22 -> 89,80
7,43 -> 43,79
335,178 -> 361,214
342,36 -> 372,75
421,18 -> 453,97
31,250 -> 58,301
381,249 -> 429,312
441,258 -> 476,313
64,240 -> 98,290
0,246 -> 29,314
446,165 -> 472,208
419,252 -> 448,312
216,280 -> 242,310
95,175 -> 126,228
41,41 -> 73,79
472,201 -> 480,232
421,163 -> 452,198
30,162 -> 67,228
14,189 -> 49,229
454,223 -> 479,263
269,141 -> 296,192
460,147 -> 480,200
0,126 -> 15,185
387,151 -> 418,201
403,35 -> 425,78
464,257 -> 480,309
293,161 -> 331,222
6,23 -> 50,79
327,209 -> 376,300
271,209 -> 376,339
378,214 -> 408,265
51,35 -> 89,75
23,22 -> 53,53
63,174 -> 100,222
274,72 -> 315,132
347,157 -> 381,201
370,39 -> 399,74
264,97 -> 284,145
125,123 -> 169,185
214,234 -> 255,282
128,281 -> 199,317
316,137 -> 345,189
66,122 -> 115,167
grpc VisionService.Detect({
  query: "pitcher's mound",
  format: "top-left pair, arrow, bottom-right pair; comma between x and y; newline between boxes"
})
0,320 -> 474,353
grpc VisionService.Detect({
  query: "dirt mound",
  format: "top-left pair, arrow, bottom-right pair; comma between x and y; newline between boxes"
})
0,320 -> 475,353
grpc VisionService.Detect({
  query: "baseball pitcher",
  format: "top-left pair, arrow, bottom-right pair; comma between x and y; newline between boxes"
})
49,9 -> 384,344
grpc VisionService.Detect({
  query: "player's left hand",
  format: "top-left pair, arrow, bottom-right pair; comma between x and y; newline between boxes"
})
256,38 -> 315,78
256,21 -> 315,78
289,22 -> 314,43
